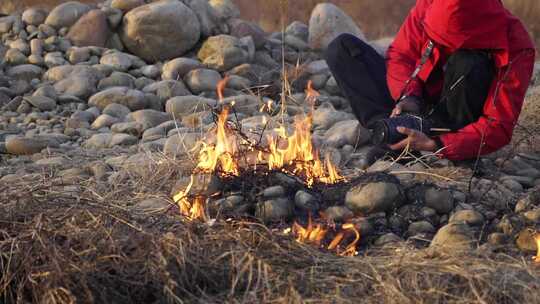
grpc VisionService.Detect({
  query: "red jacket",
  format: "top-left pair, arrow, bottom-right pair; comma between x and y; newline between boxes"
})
386,0 -> 535,160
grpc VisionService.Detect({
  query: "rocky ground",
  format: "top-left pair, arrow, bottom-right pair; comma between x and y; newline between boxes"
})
1,1 -> 540,303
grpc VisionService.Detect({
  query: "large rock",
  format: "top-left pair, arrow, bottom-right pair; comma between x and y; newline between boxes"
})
88,87 -> 146,111
308,3 -> 365,50
67,9 -> 110,47
45,1 -> 91,29
198,35 -> 249,71
430,223 -> 475,253
345,181 -> 405,214
120,0 -> 201,62
255,198 -> 294,223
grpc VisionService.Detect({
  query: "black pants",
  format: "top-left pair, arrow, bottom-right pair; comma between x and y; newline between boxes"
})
325,34 -> 494,130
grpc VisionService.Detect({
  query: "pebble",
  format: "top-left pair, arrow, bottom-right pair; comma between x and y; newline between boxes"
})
294,190 -> 320,212
424,187 -> 454,214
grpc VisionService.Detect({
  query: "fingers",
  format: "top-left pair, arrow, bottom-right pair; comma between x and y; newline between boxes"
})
389,127 -> 416,150
396,126 -> 415,136
390,106 -> 401,118
389,138 -> 409,150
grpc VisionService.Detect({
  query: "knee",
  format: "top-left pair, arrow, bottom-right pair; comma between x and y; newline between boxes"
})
325,33 -> 362,67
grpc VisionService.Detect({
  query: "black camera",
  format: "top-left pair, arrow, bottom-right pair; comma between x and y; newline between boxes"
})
370,114 -> 433,145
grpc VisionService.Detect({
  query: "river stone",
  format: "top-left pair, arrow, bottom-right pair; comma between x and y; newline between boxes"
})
126,109 -> 171,130
198,34 -> 249,72
163,133 -> 203,157
449,210 -> 485,226
184,68 -> 222,94
165,96 -> 216,117
23,96 -> 56,111
22,8 -> 47,26
100,52 -> 133,72
324,119 -> 369,148
256,198 -> 293,223
262,186 -> 286,199
88,87 -> 146,111
142,80 -> 191,103
286,21 -> 309,42
111,122 -> 144,136
84,133 -> 113,149
111,0 -> 146,11
6,137 -> 51,155
374,233 -> 403,246
110,133 -> 138,146
516,229 -> 538,253
184,0 -> 221,37
91,114 -> 120,129
408,221 -> 436,235
229,18 -> 267,49
430,223 -> 475,253
209,0 -> 240,20
294,190 -> 320,212
67,9 -> 110,48
308,3 -> 365,50
172,173 -> 222,197
162,58 -> 204,80
345,182 -> 404,215
120,0 -> 201,62
4,48 -> 27,65
98,72 -> 136,90
7,64 -> 43,82
45,1 -> 91,29
424,187 -> 454,214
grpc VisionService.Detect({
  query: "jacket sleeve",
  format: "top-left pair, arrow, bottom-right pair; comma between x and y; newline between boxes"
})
386,1 -> 429,101
438,49 -> 536,161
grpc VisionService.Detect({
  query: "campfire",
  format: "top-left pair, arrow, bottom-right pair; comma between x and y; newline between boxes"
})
172,78 -> 361,255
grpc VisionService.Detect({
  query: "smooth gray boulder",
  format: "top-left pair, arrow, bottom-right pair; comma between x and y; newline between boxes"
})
120,0 -> 201,62
308,3 -> 365,50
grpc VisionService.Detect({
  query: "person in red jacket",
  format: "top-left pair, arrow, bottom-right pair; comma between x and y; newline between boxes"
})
325,0 -> 535,161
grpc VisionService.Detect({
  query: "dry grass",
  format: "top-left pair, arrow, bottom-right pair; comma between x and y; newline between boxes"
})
1,154 -> 540,304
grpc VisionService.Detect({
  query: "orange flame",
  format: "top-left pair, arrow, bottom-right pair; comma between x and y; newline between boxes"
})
266,114 -> 342,186
292,217 -> 360,256
173,176 -> 207,221
292,215 -> 328,246
533,233 -> 540,263
196,107 -> 239,176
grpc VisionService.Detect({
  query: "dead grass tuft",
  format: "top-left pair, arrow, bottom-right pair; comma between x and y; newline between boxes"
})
1,162 -> 539,303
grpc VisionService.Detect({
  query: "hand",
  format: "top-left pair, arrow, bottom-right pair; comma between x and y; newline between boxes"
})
391,96 -> 422,117
389,127 -> 439,152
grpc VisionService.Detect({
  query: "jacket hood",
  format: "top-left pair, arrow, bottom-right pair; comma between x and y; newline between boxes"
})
424,0 -> 510,50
